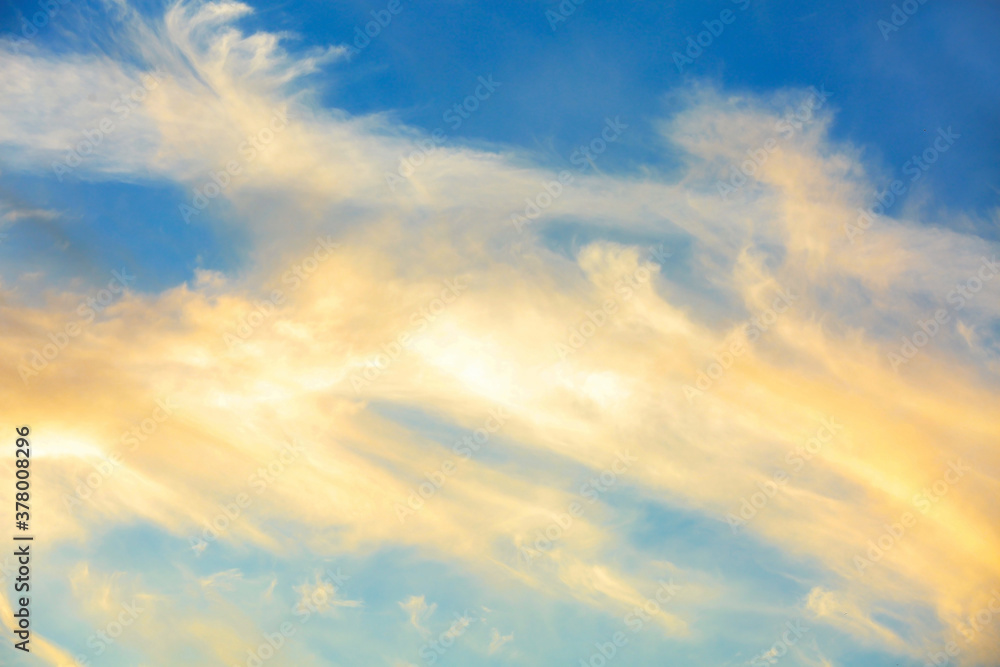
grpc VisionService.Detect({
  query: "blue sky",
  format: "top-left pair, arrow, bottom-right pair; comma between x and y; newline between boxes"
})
1,1 -> 999,666
2,0 -> 999,295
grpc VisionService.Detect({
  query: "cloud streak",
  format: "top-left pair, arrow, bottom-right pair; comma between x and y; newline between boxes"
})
0,2 -> 997,665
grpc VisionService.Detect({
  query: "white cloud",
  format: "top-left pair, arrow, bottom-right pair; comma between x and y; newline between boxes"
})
398,595 -> 436,636
0,3 -> 997,665
488,627 -> 514,654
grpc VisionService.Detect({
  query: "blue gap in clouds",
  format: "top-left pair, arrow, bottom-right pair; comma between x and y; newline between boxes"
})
5,0 -> 998,223
365,400 -> 592,490
0,175 -> 245,294
535,219 -> 692,275
240,0 -> 1000,228
626,497 -> 821,604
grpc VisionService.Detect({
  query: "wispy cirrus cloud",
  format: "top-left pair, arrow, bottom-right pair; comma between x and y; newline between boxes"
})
0,2 -> 997,666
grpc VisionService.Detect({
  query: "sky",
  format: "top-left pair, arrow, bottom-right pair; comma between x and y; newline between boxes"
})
0,0 -> 999,666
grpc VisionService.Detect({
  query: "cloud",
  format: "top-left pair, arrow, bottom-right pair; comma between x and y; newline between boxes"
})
0,204 -> 58,224
0,2 -> 997,665
293,573 -> 362,614
198,568 -> 244,592
398,595 -> 436,636
488,627 -> 514,654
